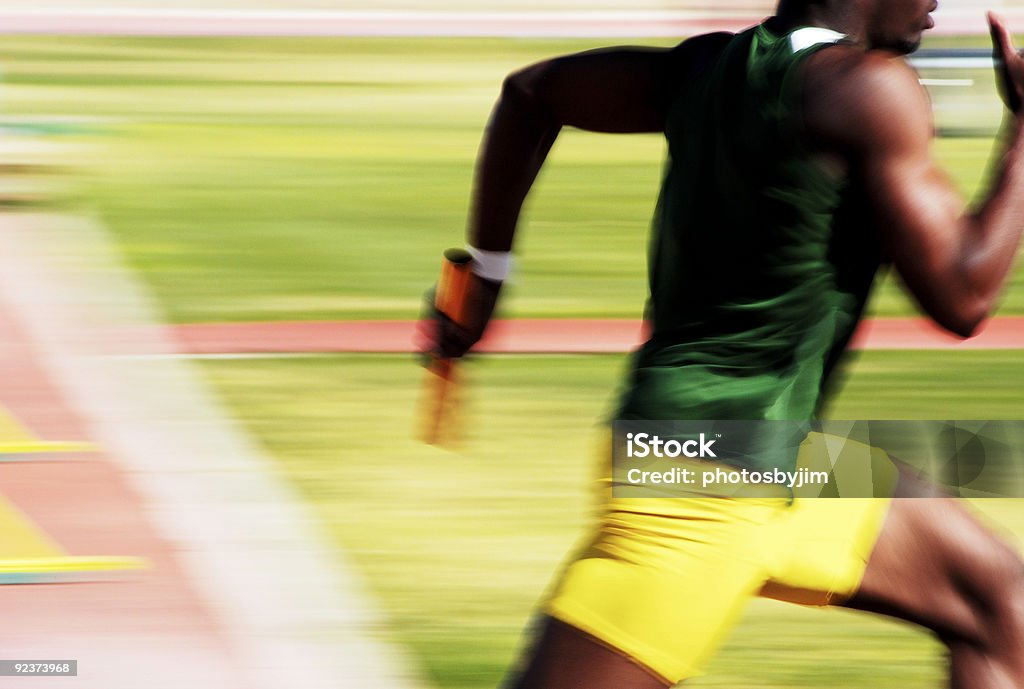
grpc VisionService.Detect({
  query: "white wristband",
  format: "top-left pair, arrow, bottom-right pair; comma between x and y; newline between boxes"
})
466,245 -> 514,282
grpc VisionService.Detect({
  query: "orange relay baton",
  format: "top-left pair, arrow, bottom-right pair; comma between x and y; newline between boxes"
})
419,248 -> 474,446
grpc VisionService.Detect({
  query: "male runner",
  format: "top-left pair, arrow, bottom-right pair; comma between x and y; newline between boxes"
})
428,1 -> 1024,686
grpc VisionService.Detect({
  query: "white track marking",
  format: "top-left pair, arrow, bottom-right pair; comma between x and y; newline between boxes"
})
0,210 -> 424,689
920,78 -> 976,87
914,58 -> 995,69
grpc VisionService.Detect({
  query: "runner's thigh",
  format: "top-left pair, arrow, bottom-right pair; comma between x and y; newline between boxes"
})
843,497 -> 1024,643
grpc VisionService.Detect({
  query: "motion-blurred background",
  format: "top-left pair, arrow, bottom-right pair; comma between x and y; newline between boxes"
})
1,2 -> 1023,687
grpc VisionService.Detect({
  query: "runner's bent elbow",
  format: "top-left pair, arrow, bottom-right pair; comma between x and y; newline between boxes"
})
500,63 -> 558,128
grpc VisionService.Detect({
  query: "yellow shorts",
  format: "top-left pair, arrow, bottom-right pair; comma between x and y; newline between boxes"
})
543,439 -> 892,684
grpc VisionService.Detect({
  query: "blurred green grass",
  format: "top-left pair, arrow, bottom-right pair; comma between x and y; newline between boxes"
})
0,35 -> 1019,321
201,350 -> 1024,689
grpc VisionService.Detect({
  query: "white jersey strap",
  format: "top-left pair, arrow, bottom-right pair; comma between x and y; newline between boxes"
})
789,27 -> 846,54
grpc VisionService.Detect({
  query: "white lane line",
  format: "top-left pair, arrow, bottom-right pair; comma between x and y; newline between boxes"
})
0,209 -> 426,689
920,78 -> 976,87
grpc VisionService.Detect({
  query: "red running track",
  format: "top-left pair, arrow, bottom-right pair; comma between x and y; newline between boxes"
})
0,266 -> 248,689
171,317 -> 1024,355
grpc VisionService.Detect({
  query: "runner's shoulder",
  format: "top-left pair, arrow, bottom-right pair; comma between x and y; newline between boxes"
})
808,46 -> 925,108
801,46 -> 930,150
666,31 -> 735,77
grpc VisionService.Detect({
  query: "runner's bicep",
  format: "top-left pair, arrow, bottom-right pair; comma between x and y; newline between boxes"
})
503,47 -> 677,133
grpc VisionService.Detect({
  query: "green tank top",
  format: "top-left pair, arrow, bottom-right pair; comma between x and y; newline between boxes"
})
617,22 -> 881,469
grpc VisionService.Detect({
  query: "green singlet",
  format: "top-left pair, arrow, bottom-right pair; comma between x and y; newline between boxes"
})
617,22 -> 882,470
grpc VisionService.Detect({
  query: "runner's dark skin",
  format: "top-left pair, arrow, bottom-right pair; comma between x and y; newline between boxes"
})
431,1 -> 1024,686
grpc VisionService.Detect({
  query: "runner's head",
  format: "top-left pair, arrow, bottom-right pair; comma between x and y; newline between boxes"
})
864,0 -> 937,54
776,0 -> 936,55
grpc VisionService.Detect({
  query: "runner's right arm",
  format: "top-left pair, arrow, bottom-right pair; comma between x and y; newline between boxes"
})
803,13 -> 1024,338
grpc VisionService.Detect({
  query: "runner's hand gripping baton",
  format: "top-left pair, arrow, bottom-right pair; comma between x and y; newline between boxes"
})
419,248 -> 474,446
